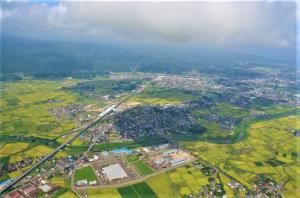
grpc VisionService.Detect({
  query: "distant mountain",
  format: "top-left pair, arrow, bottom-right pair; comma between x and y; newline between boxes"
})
0,35 -> 283,77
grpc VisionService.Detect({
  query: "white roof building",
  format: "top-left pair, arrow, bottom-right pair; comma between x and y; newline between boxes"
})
76,179 -> 88,186
89,180 -> 97,185
102,163 -> 127,181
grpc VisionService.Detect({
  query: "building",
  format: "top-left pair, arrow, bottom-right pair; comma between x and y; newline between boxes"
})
76,180 -> 88,186
154,158 -> 165,165
158,143 -> 170,150
89,155 -> 99,162
142,147 -> 150,153
30,177 -> 45,186
112,148 -> 132,155
102,163 -> 127,181
162,149 -> 179,157
169,158 -> 186,166
4,190 -> 25,198
19,183 -> 39,198
89,180 -> 97,185
38,183 -> 58,196
0,179 -> 14,191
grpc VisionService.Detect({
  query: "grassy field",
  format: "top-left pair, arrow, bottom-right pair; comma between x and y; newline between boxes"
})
133,160 -> 154,176
127,86 -> 198,105
74,166 -> 98,183
181,115 -> 300,197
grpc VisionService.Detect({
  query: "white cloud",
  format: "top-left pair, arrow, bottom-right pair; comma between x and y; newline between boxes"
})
0,1 -> 297,47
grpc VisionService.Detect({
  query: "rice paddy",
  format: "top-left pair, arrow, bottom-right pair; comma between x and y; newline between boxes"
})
180,115 -> 300,197
0,142 -> 29,157
0,80 -> 83,139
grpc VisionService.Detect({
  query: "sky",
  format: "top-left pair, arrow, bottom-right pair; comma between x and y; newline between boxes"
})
0,0 -> 298,51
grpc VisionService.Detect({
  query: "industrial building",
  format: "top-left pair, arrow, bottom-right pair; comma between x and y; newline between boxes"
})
102,163 -> 128,181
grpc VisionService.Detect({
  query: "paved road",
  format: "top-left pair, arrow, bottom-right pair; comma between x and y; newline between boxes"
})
0,83 -> 146,195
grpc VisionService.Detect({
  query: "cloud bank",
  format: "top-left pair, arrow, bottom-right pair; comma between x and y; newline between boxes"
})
0,1 -> 298,48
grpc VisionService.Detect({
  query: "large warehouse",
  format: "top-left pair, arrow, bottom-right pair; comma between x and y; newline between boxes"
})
102,163 -> 128,181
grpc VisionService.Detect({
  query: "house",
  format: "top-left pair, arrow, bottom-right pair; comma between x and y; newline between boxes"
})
4,190 -> 25,198
38,183 -> 58,196
19,183 -> 39,198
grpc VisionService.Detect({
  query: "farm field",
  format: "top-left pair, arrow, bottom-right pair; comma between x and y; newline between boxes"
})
9,145 -> 67,163
146,173 -> 179,198
168,166 -> 210,196
118,182 -> 157,198
0,142 -> 29,157
87,188 -> 121,198
0,80 -> 84,139
181,115 -> 300,197
74,166 -> 98,183
57,191 -> 78,198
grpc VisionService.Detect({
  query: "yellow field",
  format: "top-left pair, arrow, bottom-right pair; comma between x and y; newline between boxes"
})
0,143 -> 29,157
51,176 -> 68,188
58,191 -> 78,198
147,173 -> 179,198
8,170 -> 22,178
9,145 -> 67,163
181,115 -> 300,197
86,188 -> 121,198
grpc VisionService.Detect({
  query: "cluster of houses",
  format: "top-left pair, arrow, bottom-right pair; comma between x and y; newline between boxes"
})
4,177 -> 58,198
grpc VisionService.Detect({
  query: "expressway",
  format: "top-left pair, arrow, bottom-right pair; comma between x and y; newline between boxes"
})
0,83 -> 146,195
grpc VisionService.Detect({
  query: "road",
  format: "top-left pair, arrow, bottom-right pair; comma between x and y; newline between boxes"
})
0,82 -> 146,195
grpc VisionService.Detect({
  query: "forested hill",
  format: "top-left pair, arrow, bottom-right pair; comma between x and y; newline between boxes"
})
1,35 -> 274,78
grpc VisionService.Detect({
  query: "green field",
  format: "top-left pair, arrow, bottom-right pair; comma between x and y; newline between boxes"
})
125,155 -> 140,163
128,86 -> 198,105
133,160 -> 154,176
74,166 -> 98,183
181,115 -> 300,197
118,182 -> 157,198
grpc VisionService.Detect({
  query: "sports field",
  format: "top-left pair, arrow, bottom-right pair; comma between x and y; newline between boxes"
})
74,166 -> 98,183
133,160 -> 154,176
181,115 -> 300,197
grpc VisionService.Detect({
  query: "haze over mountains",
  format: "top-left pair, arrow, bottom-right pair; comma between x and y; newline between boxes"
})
0,34 -> 296,78
1,1 -> 298,78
